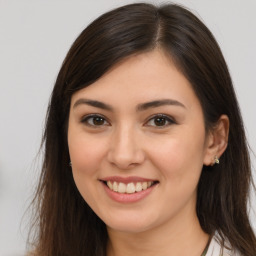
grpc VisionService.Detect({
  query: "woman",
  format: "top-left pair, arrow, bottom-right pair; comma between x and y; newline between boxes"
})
29,3 -> 256,256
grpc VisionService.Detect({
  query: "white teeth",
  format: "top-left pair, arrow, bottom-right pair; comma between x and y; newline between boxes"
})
142,182 -> 148,190
106,181 -> 155,194
126,183 -> 135,193
107,181 -> 113,190
118,182 -> 126,193
113,181 -> 118,192
135,182 -> 142,192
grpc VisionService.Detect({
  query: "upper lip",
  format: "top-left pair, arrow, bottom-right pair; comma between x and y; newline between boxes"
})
100,176 -> 158,184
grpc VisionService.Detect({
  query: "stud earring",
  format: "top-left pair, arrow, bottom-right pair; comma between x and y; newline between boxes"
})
69,161 -> 72,167
211,155 -> 220,166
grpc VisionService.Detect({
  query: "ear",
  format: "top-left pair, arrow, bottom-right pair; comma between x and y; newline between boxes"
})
203,115 -> 229,166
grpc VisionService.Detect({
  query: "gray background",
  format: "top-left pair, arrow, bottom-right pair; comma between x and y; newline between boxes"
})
0,0 -> 255,255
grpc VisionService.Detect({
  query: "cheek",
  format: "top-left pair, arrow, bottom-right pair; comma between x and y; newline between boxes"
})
148,128 -> 206,183
68,131 -> 107,176
68,131 -> 106,208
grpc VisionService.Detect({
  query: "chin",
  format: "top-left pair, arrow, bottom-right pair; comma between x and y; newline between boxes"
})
102,211 -> 161,234
106,222 -> 151,234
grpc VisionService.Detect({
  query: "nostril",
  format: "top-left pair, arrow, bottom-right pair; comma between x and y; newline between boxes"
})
107,138 -> 145,168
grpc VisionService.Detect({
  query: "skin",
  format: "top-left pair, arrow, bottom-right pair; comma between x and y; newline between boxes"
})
68,49 -> 229,256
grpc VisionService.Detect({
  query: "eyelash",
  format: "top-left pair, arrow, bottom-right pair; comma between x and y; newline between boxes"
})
145,114 -> 176,128
81,114 -> 110,127
80,114 -> 176,128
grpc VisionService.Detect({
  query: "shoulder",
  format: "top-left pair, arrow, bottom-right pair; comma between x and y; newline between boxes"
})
206,232 -> 242,256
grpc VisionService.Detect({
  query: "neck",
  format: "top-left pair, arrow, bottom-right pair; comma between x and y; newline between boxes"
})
107,211 -> 209,256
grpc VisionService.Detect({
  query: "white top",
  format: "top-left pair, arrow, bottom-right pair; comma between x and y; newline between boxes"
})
206,233 -> 241,256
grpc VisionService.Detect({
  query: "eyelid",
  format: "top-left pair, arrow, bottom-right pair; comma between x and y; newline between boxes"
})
80,114 -> 110,127
144,114 -> 176,127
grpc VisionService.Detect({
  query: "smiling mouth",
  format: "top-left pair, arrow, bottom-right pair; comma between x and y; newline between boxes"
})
101,180 -> 159,194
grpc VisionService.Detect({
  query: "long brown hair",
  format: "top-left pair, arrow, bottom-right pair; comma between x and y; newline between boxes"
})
28,3 -> 256,255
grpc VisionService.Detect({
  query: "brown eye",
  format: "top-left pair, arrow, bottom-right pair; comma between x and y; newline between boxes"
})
92,116 -> 105,125
82,115 -> 109,127
146,114 -> 175,127
154,117 -> 168,126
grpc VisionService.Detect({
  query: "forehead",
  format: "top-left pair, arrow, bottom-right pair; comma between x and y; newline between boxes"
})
71,50 -> 200,111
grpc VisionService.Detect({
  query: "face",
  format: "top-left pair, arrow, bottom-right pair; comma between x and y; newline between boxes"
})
68,50 -> 211,234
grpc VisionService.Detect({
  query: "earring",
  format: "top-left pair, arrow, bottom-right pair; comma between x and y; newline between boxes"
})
69,161 -> 72,167
211,155 -> 220,166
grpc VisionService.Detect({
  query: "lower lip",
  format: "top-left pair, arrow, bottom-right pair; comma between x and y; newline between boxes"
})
102,182 -> 157,203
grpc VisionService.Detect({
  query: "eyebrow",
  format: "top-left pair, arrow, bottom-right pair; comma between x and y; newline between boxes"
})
73,99 -> 113,111
136,99 -> 186,111
73,98 -> 186,111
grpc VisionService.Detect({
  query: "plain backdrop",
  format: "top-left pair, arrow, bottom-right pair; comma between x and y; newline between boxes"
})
0,0 -> 255,255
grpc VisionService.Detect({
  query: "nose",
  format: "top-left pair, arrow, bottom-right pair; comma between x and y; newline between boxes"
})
107,125 -> 145,170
